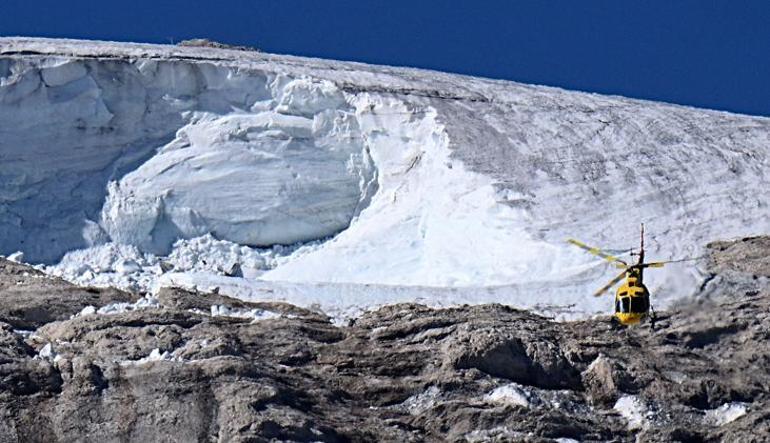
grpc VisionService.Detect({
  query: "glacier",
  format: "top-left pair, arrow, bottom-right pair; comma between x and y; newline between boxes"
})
2,38 -> 770,321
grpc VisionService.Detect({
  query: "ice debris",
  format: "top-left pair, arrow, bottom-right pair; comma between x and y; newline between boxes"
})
210,304 -> 282,322
78,296 -> 162,317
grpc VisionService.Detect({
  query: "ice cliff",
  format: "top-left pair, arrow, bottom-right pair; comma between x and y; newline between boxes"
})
0,46 -> 375,261
2,38 -> 770,319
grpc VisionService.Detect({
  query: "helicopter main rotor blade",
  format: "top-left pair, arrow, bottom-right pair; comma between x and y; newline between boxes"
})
567,239 -> 628,266
641,262 -> 665,268
593,269 -> 628,297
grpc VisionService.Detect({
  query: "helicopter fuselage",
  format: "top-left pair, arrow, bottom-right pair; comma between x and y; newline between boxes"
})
613,270 -> 650,325
568,224 -> 665,327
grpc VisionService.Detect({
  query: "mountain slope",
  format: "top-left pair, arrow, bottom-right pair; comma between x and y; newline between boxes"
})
1,38 -> 769,320
0,236 -> 767,442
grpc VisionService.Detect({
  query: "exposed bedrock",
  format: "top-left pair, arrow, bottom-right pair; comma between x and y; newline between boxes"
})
0,237 -> 767,441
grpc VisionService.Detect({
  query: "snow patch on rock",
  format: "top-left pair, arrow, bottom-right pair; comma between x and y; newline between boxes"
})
13,329 -> 35,338
396,386 -> 442,415
6,251 -> 24,263
121,348 -> 180,366
77,296 -> 162,317
36,343 -> 58,361
485,383 -> 537,409
705,402 -> 748,426
613,395 -> 648,430
209,304 -> 282,322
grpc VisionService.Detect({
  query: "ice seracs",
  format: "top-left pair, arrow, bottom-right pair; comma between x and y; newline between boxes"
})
0,50 -> 375,263
100,87 -> 375,255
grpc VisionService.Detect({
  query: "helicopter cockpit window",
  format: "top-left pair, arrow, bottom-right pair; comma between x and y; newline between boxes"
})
630,295 -> 649,314
616,297 -> 631,313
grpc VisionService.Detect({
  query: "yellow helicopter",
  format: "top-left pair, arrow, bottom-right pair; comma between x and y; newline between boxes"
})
568,224 -> 670,326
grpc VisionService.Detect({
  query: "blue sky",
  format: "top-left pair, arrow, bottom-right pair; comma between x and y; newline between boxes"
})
3,1 -> 769,116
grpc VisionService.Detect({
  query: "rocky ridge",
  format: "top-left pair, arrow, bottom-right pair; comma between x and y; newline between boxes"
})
0,236 -> 768,442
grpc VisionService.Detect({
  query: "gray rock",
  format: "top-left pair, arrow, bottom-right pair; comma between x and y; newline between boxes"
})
0,258 -> 138,330
0,237 -> 768,441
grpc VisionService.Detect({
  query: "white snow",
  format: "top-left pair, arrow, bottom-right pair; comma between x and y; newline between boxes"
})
261,96 -> 557,288
46,241 -> 158,291
613,395 -> 649,430
78,306 -> 97,316
705,402 -> 748,426
396,386 -> 442,415
484,383 -> 537,409
13,329 -> 34,338
3,38 -> 770,322
36,343 -> 62,364
7,251 -> 24,263
209,304 -> 282,322
77,296 -> 162,317
37,343 -> 56,360
121,348 -> 179,366
99,296 -> 162,314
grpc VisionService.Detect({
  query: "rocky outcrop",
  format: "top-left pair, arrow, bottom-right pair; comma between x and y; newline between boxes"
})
0,259 -> 137,329
0,236 -> 768,442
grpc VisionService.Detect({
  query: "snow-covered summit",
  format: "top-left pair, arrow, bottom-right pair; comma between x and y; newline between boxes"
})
2,37 -> 769,320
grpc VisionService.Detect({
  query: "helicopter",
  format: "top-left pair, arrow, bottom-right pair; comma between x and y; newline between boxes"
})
567,224 -> 672,326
